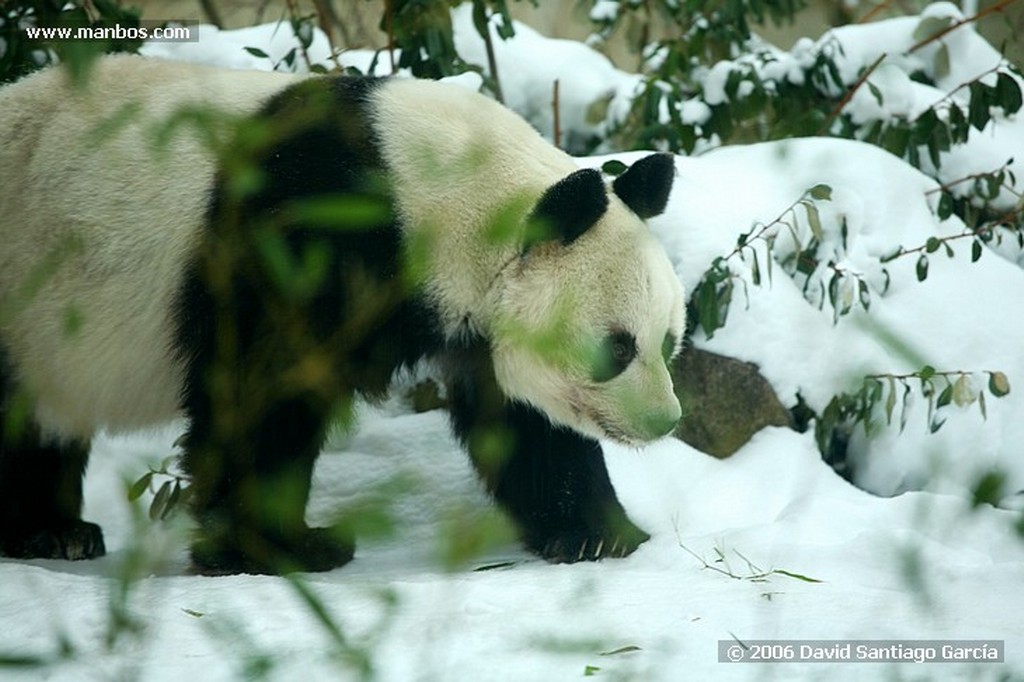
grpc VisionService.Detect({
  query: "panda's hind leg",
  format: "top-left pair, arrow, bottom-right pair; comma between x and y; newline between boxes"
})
0,362 -> 105,560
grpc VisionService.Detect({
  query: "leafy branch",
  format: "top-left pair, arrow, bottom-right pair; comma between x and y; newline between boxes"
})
692,184 -> 875,338
908,0 -> 1018,54
678,541 -> 823,584
817,53 -> 887,136
128,456 -> 191,521
881,161 -> 1022,276
816,366 -> 1011,459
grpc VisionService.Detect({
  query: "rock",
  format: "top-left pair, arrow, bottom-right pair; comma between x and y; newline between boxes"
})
671,347 -> 793,458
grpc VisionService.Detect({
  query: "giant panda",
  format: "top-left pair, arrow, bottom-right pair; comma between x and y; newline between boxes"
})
0,55 -> 684,575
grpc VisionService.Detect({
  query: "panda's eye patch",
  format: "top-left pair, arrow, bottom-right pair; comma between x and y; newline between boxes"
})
591,330 -> 637,383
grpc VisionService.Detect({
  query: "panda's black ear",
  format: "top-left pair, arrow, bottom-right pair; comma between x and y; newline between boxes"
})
612,153 -> 675,219
526,168 -> 608,251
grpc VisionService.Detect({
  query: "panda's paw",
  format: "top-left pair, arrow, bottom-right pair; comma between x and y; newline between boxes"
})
190,526 -> 356,576
533,523 -> 651,564
0,520 -> 106,561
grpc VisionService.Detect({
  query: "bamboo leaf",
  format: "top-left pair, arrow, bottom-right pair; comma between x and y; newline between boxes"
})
808,184 -> 832,201
989,371 -> 1011,397
952,374 -> 974,407
243,46 -> 270,59
936,383 -> 953,409
150,481 -> 172,521
128,472 -> 152,502
804,202 -> 824,242
885,376 -> 897,424
772,568 -> 824,583
937,191 -> 954,220
997,72 -> 1023,114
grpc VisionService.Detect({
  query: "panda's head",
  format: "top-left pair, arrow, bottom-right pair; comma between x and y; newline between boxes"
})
490,154 -> 684,446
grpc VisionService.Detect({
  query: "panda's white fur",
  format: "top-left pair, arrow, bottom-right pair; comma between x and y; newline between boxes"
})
0,58 -> 302,439
370,79 -> 684,444
0,57 -> 683,446
0,56 -> 683,571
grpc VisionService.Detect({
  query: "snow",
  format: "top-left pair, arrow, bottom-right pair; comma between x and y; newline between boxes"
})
4,5 -> 1024,681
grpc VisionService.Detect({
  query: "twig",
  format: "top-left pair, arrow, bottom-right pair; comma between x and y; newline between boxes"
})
197,0 -> 224,29
285,0 -> 314,72
817,53 -> 887,136
384,0 -> 396,74
857,0 -> 897,24
923,161 -> 1014,196
908,0 -> 1019,53
920,64 -> 1003,113
552,79 -> 561,149
472,1 -> 505,104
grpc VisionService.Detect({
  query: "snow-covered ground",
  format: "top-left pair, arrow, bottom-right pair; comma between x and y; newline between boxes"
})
4,4 -> 1024,680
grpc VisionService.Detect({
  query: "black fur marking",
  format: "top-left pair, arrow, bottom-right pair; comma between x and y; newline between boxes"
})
444,335 -> 650,563
612,153 -> 675,220
0,347 -> 105,560
525,168 -> 608,252
173,75 -> 443,574
591,329 -> 638,383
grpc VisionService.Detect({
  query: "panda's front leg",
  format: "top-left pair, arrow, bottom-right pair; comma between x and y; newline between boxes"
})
446,352 -> 650,563
488,403 -> 650,563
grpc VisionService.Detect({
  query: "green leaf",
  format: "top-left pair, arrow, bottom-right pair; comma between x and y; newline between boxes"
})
920,365 -> 936,381
808,184 -> 833,201
925,237 -> 941,253
867,81 -> 884,106
289,196 -> 391,230
912,14 -> 954,42
885,376 -> 897,424
128,472 -> 152,502
916,253 -> 929,281
952,374 -> 974,407
948,104 -> 968,143
934,44 -> 951,81
971,239 -> 983,262
971,470 -> 1006,508
937,191 -> 954,220
698,280 -> 721,338
150,480 -> 171,521
601,159 -> 628,176
804,202 -> 823,242
989,371 -> 1011,397
243,46 -> 270,59
162,481 -> 182,520
900,383 -> 912,433
599,645 -> 643,656
772,569 -> 824,583
996,72 -> 1023,114
936,383 -> 953,409
968,81 -> 991,131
